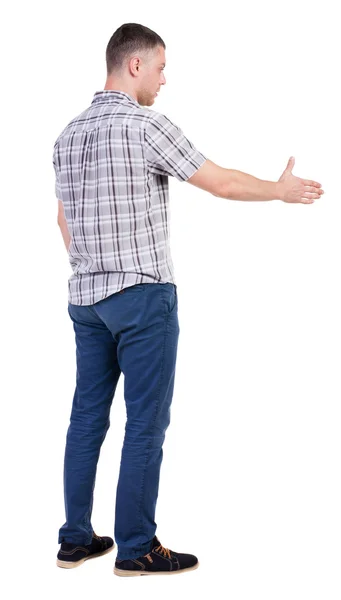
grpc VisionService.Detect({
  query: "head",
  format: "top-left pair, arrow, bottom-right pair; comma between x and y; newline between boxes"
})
104,23 -> 166,106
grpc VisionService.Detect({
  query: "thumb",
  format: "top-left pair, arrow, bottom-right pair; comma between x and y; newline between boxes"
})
286,156 -> 295,172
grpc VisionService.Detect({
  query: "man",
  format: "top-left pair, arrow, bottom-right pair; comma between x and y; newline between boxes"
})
53,23 -> 324,577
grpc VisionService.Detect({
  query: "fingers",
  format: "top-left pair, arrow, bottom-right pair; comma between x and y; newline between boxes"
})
303,187 -> 324,205
304,185 -> 324,194
300,194 -> 320,204
303,179 -> 322,188
301,190 -> 323,203
303,191 -> 322,199
301,183 -> 324,204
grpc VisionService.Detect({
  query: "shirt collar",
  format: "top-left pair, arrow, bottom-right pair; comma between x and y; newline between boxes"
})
91,90 -> 140,107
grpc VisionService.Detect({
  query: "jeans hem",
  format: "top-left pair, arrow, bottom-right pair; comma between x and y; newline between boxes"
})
116,539 -> 154,561
58,528 -> 93,546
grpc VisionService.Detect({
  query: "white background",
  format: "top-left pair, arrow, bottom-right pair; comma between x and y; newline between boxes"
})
2,0 -> 340,598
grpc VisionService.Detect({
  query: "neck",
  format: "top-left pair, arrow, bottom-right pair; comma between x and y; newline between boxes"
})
103,80 -> 137,101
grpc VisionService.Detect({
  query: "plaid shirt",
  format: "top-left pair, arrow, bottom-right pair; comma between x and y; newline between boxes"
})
53,90 -> 207,305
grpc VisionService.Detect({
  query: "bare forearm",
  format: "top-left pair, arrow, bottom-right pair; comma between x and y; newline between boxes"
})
223,169 -> 280,201
58,220 -> 71,252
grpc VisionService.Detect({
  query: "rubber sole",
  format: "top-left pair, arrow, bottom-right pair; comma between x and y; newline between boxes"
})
56,544 -> 114,569
113,561 -> 199,576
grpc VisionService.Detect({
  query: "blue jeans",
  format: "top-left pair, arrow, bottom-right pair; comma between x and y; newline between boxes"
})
58,282 -> 179,560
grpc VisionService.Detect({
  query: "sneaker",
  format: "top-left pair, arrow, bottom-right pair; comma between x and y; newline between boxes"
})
114,535 -> 199,576
56,532 -> 114,568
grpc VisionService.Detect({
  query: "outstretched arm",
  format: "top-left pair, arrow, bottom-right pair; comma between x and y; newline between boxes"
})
187,157 -> 324,204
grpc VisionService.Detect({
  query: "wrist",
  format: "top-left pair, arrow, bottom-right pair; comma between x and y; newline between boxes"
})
275,181 -> 284,201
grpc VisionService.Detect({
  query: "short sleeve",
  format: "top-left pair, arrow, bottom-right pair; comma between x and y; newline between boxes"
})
145,111 -> 207,182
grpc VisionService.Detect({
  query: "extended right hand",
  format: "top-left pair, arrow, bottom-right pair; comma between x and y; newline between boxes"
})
277,157 -> 324,204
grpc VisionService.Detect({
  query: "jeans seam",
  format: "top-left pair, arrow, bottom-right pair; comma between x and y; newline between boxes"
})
136,309 -> 170,540
162,284 -> 176,316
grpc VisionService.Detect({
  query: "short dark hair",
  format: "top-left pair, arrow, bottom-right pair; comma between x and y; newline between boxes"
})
106,23 -> 166,76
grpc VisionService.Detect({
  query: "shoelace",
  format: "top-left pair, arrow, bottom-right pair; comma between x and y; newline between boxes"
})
155,542 -> 171,559
93,532 -> 106,545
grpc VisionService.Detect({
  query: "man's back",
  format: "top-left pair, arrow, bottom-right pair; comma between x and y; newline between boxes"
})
53,90 -> 206,306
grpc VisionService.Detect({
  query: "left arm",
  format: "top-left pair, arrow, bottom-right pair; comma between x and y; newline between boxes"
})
57,200 -> 71,252
58,218 -> 71,252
